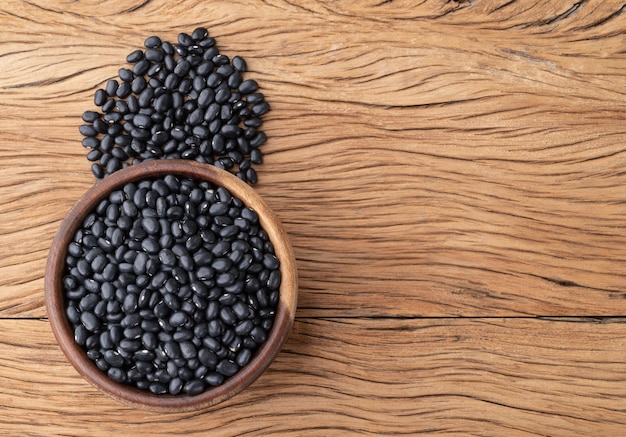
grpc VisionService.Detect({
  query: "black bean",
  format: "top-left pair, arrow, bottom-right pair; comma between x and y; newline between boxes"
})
232,301 -> 251,320
123,293 -> 138,313
215,87 -> 230,104
132,59 -> 150,75
219,225 -> 239,238
154,93 -> 173,113
77,305 -> 100,330
138,88 -> 154,108
124,326 -> 142,340
250,131 -> 267,148
141,217 -> 160,235
235,320 -> 254,336
168,377 -> 183,395
236,348 -> 252,367
82,110 -> 100,122
89,253 -> 107,273
118,68 -> 133,83
220,307 -> 236,326
163,293 -> 180,311
149,383 -> 168,394
173,266 -> 189,284
250,326 -> 267,344
74,325 -> 89,346
121,313 -> 141,328
169,312 -> 188,327
144,35 -> 161,48
182,379 -> 204,395
126,49 -> 144,63
238,79 -> 258,95
141,237 -> 159,253
103,350 -> 125,368
134,349 -> 155,361
261,254 -> 279,271
191,27 -> 208,41
211,257 -> 232,273
220,124 -> 240,139
180,341 -> 197,359
79,124 -> 97,137
173,329 -> 193,342
181,234 -> 200,252
120,339 -> 142,353
216,359 -> 238,377
94,89 -> 107,106
164,341 -> 181,359
105,79 -> 119,97
252,101 -> 270,116
229,55 -> 246,72
116,81 -> 132,99
174,59 -> 191,76
107,367 -> 126,383
158,248 -> 176,266
145,48 -> 164,62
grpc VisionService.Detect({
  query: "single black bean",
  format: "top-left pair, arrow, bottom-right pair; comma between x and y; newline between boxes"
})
145,48 -> 164,62
120,339 -> 142,352
180,341 -> 197,359
107,367 -> 126,383
123,293 -> 138,313
158,248 -> 176,266
230,55 -> 246,71
174,59 -> 191,76
168,377 -> 184,395
141,237 -> 159,253
149,383 -> 168,394
142,36 -> 161,50
215,87 -> 230,104
173,328 -> 193,342
238,79 -> 258,95
127,49 -> 144,63
133,59 -> 150,76
252,101 -> 270,116
124,326 -> 142,340
216,359 -> 238,377
169,311 -> 188,327
79,124 -> 97,137
250,326 -> 267,344
80,310 -> 101,335
164,341 -> 181,359
183,379 -> 204,395
104,350 -> 125,368
191,27 -> 208,41
74,325 -> 89,346
94,89 -> 107,106
220,307 -> 236,326
235,320 -> 254,336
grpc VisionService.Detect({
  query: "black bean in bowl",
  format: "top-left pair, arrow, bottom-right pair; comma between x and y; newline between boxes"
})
62,173 -> 280,396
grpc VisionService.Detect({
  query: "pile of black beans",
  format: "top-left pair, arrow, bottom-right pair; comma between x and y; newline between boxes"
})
63,175 -> 280,395
80,28 -> 269,184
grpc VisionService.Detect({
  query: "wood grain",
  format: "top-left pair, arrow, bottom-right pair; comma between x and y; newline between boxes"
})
0,0 -> 625,434
1,0 -> 625,318
1,318 -> 626,435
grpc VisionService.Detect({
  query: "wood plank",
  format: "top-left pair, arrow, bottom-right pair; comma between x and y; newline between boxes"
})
1,318 -> 625,435
1,0 -> 626,317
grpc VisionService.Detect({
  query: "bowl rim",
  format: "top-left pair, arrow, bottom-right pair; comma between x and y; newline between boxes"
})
45,159 -> 298,412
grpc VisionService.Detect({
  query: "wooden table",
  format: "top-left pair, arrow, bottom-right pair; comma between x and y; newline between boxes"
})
1,1 -> 625,435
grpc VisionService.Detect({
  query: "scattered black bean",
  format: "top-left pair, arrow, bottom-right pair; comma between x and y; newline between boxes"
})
80,30 -> 269,183
63,175 -> 280,395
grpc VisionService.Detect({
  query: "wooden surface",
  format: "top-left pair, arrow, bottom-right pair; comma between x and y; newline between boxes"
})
1,0 -> 625,434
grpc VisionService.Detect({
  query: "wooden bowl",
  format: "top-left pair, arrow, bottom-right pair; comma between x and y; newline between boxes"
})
45,160 -> 298,412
